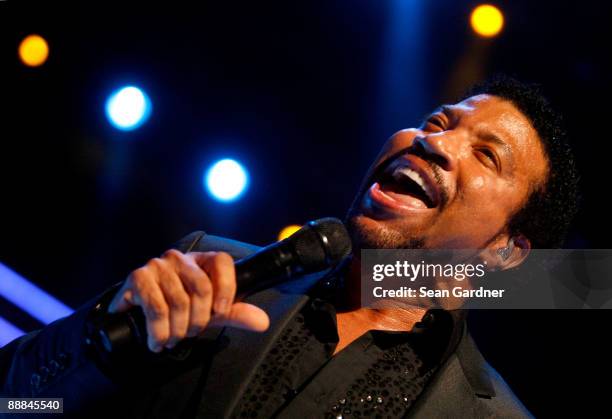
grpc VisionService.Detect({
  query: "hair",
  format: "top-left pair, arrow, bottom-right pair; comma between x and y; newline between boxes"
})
463,75 -> 580,249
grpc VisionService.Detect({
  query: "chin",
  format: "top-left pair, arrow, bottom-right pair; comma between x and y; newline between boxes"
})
345,212 -> 424,250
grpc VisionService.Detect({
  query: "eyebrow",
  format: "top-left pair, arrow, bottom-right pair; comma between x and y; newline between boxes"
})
423,104 -> 453,121
478,130 -> 508,148
476,130 -> 515,172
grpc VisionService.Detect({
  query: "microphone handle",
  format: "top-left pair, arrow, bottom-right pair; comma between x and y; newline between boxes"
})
96,241 -> 298,354
234,240 -> 296,299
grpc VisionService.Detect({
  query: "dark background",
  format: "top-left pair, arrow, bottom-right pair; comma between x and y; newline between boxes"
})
1,1 -> 610,416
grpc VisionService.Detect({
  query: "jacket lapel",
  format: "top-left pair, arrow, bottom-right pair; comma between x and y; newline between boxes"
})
406,329 -> 496,418
194,273 -> 323,419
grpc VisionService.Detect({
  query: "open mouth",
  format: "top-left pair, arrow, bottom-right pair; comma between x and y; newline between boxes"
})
373,164 -> 438,210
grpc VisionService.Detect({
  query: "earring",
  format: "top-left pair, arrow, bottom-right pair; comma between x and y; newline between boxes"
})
497,246 -> 511,260
497,239 -> 514,261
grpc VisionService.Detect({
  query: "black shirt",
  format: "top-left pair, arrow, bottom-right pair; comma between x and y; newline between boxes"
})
232,273 -> 464,419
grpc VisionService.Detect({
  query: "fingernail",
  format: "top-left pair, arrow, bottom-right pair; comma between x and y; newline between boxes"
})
215,298 -> 229,314
165,340 -> 176,349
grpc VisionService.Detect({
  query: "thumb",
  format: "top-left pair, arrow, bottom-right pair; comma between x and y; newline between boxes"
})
210,302 -> 270,332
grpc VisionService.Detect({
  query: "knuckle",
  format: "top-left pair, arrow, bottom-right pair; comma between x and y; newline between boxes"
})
182,274 -> 205,297
196,278 -> 213,297
147,257 -> 165,270
162,249 -> 183,261
213,251 -> 234,268
146,257 -> 159,268
168,293 -> 190,310
129,269 -> 150,289
148,300 -> 169,319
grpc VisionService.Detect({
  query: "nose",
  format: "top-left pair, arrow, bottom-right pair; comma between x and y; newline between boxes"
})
412,133 -> 458,172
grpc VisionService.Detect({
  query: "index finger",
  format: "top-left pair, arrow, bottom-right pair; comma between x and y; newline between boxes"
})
191,251 -> 237,316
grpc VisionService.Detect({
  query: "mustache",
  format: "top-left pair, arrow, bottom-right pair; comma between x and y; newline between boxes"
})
427,158 -> 450,208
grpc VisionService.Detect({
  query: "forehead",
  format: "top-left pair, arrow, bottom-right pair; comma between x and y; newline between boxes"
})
450,94 -> 548,183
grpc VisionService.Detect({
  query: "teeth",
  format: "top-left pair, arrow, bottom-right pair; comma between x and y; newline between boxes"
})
392,167 -> 434,203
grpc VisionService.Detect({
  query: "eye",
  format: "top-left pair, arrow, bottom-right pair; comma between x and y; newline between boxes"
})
475,147 -> 500,171
424,115 -> 445,132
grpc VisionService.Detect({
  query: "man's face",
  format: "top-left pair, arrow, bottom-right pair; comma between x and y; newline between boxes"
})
347,94 -> 549,250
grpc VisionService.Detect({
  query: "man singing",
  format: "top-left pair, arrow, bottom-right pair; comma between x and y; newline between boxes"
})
0,76 -> 579,418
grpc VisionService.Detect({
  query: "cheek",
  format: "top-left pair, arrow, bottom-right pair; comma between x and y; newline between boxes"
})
463,176 -> 515,216
434,176 -> 516,246
459,177 -> 520,233
470,176 -> 485,190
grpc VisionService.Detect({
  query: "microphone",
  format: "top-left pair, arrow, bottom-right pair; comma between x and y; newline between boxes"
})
95,217 -> 352,354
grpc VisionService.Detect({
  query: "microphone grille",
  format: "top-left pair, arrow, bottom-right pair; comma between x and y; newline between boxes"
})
310,217 -> 352,262
290,217 -> 352,272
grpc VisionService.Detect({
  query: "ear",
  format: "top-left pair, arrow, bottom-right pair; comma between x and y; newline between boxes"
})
478,233 -> 531,272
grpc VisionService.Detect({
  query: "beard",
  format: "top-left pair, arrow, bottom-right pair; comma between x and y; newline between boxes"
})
345,210 -> 425,250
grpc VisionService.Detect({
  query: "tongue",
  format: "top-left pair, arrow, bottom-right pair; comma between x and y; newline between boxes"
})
380,182 -> 428,209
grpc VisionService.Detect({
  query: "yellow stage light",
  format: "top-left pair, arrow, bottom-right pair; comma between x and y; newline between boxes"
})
18,34 -> 50,67
470,4 -> 504,38
278,224 -> 301,241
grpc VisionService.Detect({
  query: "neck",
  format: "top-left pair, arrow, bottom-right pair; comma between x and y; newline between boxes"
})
332,255 -> 426,355
334,254 -> 427,332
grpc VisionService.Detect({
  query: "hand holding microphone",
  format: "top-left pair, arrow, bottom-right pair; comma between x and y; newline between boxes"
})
107,250 -> 269,353
99,218 -> 352,354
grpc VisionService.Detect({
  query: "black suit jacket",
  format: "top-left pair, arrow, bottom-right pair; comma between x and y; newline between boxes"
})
0,232 -> 533,418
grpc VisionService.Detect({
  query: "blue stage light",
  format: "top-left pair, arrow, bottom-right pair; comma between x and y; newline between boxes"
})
205,158 -> 249,202
105,86 -> 152,131
0,316 -> 25,346
0,263 -> 73,325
